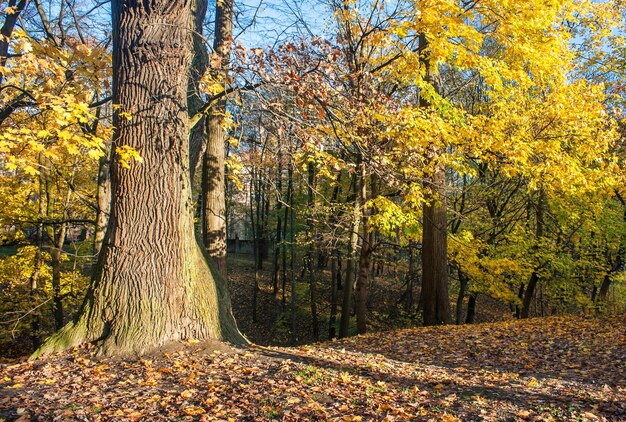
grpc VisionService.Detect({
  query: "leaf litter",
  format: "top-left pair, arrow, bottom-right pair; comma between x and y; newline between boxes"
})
0,315 -> 624,421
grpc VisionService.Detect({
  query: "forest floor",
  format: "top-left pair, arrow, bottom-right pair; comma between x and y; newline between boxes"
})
0,315 -> 624,421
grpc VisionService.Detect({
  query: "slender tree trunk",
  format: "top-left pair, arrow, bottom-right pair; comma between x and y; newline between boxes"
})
29,154 -> 46,349
305,162 -> 319,339
29,242 -> 43,349
328,172 -> 343,339
188,0 -> 209,181
465,293 -> 477,324
250,169 -> 259,323
339,177 -> 360,338
591,284 -> 598,302
202,137 -> 228,277
49,168 -> 74,331
201,0 -> 234,278
288,161 -> 297,345
51,222 -> 67,330
598,274 -> 612,301
456,268 -> 468,325
281,148 -> 293,310
261,179 -> 270,264
329,251 -> 340,339
402,248 -> 417,314
515,282 -> 524,318
255,173 -> 266,270
598,258 -> 622,303
94,150 -> 111,260
282,176 -> 290,309
521,273 -> 538,319
597,194 -> 626,304
0,0 -> 28,82
34,0 -> 244,358
272,152 -> 283,295
355,167 -> 375,335
521,189 -> 545,319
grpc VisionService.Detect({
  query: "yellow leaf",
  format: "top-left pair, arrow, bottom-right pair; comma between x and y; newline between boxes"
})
183,406 -> 206,416
23,165 -> 39,176
527,378 -> 540,388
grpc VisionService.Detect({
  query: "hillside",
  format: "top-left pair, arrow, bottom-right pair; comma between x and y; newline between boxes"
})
1,316 -> 624,421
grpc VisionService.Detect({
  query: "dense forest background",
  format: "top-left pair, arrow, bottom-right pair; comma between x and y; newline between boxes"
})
1,0 -> 626,358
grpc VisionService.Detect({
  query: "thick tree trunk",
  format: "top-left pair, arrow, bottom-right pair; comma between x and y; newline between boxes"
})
421,163 -> 451,326
419,33 -> 450,326
34,0 -> 244,358
201,0 -> 234,278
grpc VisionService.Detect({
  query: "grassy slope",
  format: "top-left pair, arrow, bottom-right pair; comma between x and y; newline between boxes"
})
1,315 -> 624,421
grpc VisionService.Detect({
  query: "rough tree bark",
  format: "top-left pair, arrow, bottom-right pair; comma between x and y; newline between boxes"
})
201,0 -> 234,278
421,163 -> 452,325
33,0 -> 244,358
188,0 -> 209,182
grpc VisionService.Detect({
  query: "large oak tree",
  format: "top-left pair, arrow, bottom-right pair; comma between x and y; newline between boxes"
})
33,0 -> 244,357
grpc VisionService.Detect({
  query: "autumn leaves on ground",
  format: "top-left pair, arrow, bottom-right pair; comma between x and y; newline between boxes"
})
0,316 -> 624,421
